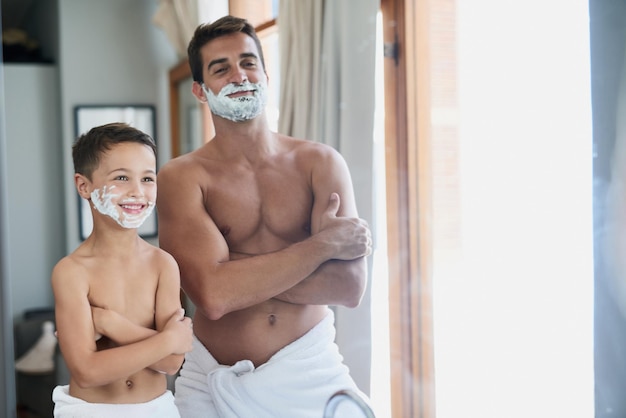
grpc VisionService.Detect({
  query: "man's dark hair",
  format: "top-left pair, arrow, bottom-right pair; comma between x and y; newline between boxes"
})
187,15 -> 266,83
72,122 -> 156,179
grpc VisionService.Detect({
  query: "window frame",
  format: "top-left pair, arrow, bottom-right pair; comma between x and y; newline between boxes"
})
381,0 -> 436,416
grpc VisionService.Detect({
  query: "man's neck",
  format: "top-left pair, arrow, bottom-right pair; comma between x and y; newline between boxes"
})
211,113 -> 277,159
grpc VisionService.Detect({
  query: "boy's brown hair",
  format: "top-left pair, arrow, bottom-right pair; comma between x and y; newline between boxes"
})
72,122 -> 156,179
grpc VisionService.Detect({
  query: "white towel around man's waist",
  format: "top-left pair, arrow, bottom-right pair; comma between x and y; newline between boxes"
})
52,385 -> 180,418
174,309 -> 367,418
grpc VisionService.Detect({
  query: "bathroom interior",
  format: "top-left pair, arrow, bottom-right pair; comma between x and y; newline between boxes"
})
0,0 -> 621,417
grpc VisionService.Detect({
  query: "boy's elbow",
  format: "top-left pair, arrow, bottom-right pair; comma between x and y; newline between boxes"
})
159,363 -> 183,376
164,355 -> 185,375
71,367 -> 102,389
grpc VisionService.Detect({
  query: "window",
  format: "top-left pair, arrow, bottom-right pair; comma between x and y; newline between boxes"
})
381,1 -> 594,417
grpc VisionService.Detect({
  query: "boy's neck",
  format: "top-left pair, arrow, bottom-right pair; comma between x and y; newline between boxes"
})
84,227 -> 145,255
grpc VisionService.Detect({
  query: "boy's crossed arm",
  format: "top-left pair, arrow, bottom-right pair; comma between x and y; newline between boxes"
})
91,306 -> 189,375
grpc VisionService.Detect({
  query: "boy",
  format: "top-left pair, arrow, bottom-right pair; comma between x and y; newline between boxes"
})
51,122 -> 193,417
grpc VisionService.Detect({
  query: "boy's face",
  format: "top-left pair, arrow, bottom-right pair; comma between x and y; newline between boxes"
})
78,142 -> 157,230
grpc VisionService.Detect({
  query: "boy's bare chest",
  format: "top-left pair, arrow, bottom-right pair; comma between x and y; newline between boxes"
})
86,261 -> 158,324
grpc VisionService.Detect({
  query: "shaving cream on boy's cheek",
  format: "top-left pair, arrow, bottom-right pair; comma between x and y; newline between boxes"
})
90,185 -> 155,229
203,81 -> 268,122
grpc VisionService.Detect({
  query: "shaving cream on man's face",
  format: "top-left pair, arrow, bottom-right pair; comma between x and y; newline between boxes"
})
203,81 -> 268,122
91,185 -> 155,229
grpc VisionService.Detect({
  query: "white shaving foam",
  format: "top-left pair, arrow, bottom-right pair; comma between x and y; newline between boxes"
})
203,81 -> 268,122
90,185 -> 155,229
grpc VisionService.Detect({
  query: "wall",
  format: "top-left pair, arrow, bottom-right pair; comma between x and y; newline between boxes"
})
0,55 -> 17,418
3,64 -> 63,319
58,0 -> 178,254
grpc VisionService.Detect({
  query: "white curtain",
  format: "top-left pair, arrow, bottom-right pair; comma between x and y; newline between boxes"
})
152,0 -> 199,59
278,0 -> 380,395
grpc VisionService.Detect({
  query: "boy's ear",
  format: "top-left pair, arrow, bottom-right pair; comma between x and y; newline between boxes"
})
74,173 -> 91,199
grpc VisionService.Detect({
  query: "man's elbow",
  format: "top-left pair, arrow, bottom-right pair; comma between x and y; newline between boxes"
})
194,293 -> 229,320
343,285 -> 365,308
341,271 -> 367,308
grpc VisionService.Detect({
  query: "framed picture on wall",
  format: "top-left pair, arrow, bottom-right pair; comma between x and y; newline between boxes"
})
74,105 -> 158,240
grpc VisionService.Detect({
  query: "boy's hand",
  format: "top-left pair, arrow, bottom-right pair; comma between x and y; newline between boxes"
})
163,308 -> 193,355
91,306 -> 121,340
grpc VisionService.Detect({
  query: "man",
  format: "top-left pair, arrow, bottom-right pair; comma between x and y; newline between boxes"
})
157,15 -> 372,417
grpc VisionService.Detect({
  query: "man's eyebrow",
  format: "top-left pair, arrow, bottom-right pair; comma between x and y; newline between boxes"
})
207,57 -> 228,71
207,53 -> 259,71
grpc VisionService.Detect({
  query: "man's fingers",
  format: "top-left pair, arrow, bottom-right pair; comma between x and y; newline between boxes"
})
325,192 -> 341,218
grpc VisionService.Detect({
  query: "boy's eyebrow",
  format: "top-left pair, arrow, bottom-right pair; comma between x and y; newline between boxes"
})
107,168 -> 156,175
207,53 -> 258,71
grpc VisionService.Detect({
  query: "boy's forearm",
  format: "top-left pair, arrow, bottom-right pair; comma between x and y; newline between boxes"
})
148,354 -> 185,375
96,311 -> 183,374
97,311 -> 157,345
71,330 -> 178,388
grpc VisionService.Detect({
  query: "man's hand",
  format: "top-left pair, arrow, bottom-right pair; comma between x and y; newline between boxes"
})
317,193 -> 372,260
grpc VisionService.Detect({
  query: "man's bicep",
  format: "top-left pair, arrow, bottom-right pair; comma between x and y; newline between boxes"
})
156,170 -> 229,288
310,148 -> 359,233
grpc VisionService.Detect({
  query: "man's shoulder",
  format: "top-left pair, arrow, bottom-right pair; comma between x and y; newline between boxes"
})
158,147 -> 215,179
280,134 -> 338,157
159,152 -> 198,173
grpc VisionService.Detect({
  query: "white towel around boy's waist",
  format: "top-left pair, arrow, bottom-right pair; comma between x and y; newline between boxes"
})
52,385 -> 180,418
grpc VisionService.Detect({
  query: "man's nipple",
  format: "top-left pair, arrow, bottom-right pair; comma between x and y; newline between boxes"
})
220,225 -> 231,237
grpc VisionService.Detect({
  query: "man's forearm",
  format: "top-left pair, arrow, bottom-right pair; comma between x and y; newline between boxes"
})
274,258 -> 367,307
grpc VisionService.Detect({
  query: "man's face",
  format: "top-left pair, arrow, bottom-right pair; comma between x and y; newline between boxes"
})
200,32 -> 267,92
194,33 -> 269,122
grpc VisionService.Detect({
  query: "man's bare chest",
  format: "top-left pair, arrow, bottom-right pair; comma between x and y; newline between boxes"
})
203,171 -> 314,250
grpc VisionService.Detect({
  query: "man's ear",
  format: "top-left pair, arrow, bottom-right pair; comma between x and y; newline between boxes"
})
192,81 -> 207,103
74,173 -> 91,199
